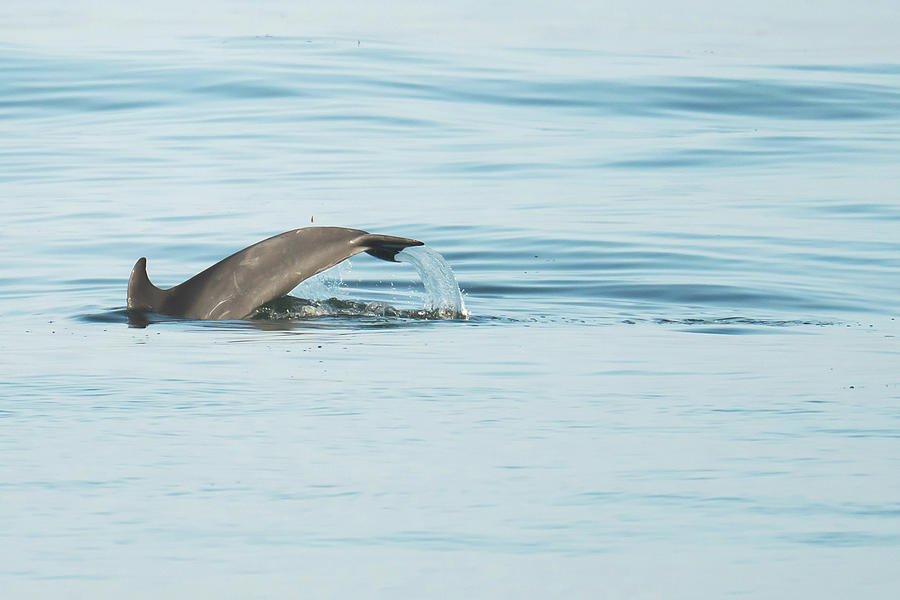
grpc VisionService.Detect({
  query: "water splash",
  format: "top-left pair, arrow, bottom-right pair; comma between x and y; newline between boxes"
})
250,297 -> 445,321
249,245 -> 468,321
395,245 -> 468,319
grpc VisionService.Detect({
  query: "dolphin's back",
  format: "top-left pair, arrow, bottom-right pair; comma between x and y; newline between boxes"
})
126,227 -> 423,320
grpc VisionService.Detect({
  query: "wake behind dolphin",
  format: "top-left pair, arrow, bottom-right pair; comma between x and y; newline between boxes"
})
127,227 -> 424,320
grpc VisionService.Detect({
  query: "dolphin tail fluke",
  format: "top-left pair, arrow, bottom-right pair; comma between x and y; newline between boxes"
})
359,234 -> 424,262
127,257 -> 167,312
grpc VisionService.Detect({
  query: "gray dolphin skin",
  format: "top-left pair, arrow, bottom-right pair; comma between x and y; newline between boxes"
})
127,227 -> 423,320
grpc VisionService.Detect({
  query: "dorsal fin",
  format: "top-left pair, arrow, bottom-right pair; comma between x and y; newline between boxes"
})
127,257 -> 166,312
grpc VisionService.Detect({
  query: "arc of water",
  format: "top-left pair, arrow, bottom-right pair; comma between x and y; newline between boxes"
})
396,245 -> 468,319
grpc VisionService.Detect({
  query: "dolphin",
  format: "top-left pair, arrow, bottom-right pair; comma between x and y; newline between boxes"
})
127,226 -> 423,320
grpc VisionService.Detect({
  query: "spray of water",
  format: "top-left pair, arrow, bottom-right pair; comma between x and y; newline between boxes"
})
251,244 -> 468,321
396,245 -> 468,319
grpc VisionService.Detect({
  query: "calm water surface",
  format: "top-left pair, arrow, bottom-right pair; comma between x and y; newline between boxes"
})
1,8 -> 900,598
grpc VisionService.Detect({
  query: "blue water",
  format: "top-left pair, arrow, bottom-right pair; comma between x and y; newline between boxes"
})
2,8 -> 900,598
